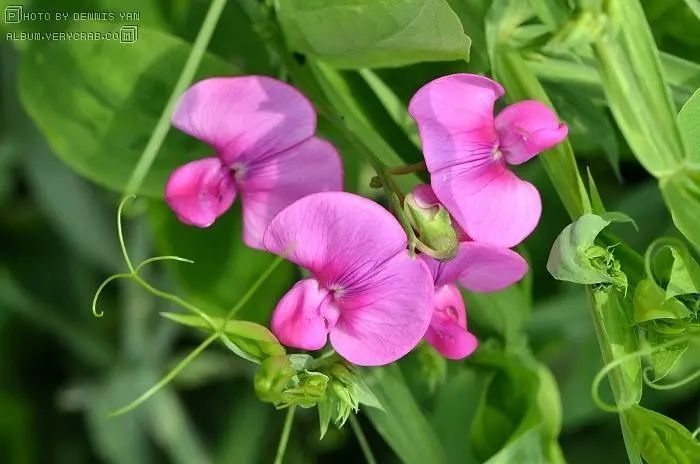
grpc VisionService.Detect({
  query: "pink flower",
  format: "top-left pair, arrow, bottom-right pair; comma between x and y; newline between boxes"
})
165,76 -> 343,249
409,73 -> 568,248
263,192 -> 434,366
413,185 -> 528,359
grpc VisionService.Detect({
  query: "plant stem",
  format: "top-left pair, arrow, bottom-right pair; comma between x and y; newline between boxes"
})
108,332 -> 218,416
273,406 -> 297,464
124,0 -> 227,195
350,414 -> 378,464
387,161 -> 426,176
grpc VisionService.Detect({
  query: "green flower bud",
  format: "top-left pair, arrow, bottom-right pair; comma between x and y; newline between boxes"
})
281,371 -> 329,408
404,187 -> 458,261
254,355 -> 295,404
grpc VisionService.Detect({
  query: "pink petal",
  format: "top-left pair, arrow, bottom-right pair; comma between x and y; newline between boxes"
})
408,73 -> 504,173
240,137 -> 343,249
164,157 -> 236,227
432,163 -> 541,248
172,76 -> 316,165
270,278 -> 334,351
421,242 -> 528,291
494,100 -> 568,165
263,192 -> 408,283
329,251 -> 434,366
424,284 -> 477,359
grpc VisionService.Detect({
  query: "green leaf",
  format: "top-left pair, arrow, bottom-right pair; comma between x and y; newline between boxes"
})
678,88 -> 700,162
626,405 -> 700,463
588,0 -> 686,176
646,237 -> 700,298
160,313 -> 285,362
546,214 -> 627,286
363,365 -> 446,464
660,170 -> 700,250
633,279 -> 691,325
483,427 -> 545,464
648,330 -> 689,381
18,27 -> 235,196
274,0 -> 471,68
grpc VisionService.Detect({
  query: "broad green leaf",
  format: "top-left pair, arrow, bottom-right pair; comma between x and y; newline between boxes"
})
160,313 -> 285,362
660,170 -> 700,250
275,0 -> 471,68
363,365 -> 446,464
19,27 -> 235,196
626,405 -> 700,463
587,0 -> 685,176
678,88 -> 700,161
547,214 -> 627,286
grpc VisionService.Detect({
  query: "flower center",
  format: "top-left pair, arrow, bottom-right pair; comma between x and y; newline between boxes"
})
491,145 -> 503,161
229,162 -> 247,183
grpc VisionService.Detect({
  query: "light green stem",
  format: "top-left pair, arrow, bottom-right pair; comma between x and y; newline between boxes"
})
108,332 -> 218,417
273,406 -> 297,464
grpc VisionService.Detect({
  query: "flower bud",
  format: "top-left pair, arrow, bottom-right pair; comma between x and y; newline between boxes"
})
254,355 -> 295,404
404,185 -> 458,261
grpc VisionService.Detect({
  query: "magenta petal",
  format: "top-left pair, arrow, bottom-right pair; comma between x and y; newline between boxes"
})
240,137 -> 343,249
263,192 -> 409,283
329,252 -> 434,366
270,278 -> 331,351
172,76 -> 316,164
495,100 -> 568,165
408,73 -> 504,173
421,242 -> 528,291
424,284 -> 477,359
432,163 -> 541,248
164,157 -> 236,227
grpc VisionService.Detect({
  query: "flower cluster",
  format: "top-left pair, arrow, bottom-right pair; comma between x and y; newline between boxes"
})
165,73 -> 567,366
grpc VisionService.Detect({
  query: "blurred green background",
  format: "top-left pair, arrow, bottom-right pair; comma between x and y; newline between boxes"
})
1,0 -> 700,463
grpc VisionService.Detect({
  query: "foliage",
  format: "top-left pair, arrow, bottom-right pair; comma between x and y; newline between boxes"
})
2,0 -> 700,463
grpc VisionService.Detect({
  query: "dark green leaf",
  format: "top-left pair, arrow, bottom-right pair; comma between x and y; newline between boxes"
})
678,88 -> 700,162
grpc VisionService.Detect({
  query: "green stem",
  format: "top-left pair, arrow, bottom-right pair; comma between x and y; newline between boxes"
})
387,161 -> 426,176
108,332 -> 218,417
124,0 -> 227,195
273,406 -> 297,464
349,415 -> 378,464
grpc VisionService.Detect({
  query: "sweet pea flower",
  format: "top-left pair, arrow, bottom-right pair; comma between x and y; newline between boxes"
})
165,76 -> 343,249
409,73 -> 568,248
264,192 -> 434,366
412,185 -> 528,359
